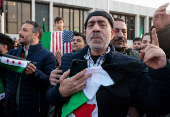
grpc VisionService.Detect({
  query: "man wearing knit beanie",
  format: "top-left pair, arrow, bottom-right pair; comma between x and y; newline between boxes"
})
47,10 -> 170,117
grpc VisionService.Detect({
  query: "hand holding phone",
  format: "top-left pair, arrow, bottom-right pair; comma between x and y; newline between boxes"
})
59,68 -> 92,97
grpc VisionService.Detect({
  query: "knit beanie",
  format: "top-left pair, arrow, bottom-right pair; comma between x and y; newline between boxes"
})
84,10 -> 114,30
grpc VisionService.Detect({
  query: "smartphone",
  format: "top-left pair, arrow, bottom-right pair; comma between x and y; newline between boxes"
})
69,59 -> 87,77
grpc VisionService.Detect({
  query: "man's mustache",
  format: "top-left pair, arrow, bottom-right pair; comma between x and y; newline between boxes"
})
113,38 -> 125,42
19,34 -> 24,38
90,33 -> 103,41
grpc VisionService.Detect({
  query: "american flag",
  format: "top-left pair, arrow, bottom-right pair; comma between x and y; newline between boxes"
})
50,30 -> 74,55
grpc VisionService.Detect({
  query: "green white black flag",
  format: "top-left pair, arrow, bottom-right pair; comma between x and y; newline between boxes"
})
0,53 -> 31,73
62,66 -> 114,117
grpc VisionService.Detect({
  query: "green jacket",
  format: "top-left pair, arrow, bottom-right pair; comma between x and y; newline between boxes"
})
122,47 -> 141,60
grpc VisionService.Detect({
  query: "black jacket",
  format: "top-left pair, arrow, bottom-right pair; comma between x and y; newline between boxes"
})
5,42 -> 57,117
47,44 -> 170,117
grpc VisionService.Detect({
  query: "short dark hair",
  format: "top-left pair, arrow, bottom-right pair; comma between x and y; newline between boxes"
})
24,20 -> 43,40
0,33 -> 14,51
142,32 -> 150,41
114,17 -> 125,22
73,32 -> 86,44
54,17 -> 64,24
133,37 -> 142,43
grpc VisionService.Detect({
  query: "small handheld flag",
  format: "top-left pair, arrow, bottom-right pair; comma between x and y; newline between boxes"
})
0,53 -> 31,73
62,66 -> 114,117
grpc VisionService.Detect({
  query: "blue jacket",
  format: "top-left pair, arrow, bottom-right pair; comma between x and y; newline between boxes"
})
46,44 -> 170,116
5,42 -> 57,117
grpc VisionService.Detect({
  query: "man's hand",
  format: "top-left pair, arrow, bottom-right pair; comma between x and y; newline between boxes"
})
50,65 -> 63,86
59,69 -> 92,97
140,28 -> 167,69
55,50 -> 62,66
25,63 -> 36,75
153,3 -> 170,31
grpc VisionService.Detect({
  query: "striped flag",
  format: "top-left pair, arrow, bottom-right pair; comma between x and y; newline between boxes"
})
0,53 -> 31,73
62,66 -> 114,117
41,30 -> 74,55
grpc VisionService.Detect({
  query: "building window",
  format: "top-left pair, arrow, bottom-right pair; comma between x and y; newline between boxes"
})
53,6 -> 89,33
139,16 -> 145,35
3,0 -> 31,34
74,9 -> 79,32
111,13 -> 135,39
149,18 -> 153,29
53,7 -> 59,31
63,8 -> 69,31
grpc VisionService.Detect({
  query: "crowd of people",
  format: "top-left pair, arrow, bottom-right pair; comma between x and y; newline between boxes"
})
0,2 -> 170,117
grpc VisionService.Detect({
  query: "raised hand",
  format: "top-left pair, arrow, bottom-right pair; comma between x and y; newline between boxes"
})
140,28 -> 166,69
153,3 -> 170,31
55,50 -> 62,66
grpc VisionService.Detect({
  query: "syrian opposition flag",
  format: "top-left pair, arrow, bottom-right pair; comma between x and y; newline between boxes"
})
62,66 -> 115,117
0,78 -> 5,100
41,30 -> 74,55
0,53 -> 31,73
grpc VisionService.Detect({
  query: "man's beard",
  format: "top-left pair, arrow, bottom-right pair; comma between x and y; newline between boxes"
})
112,37 -> 125,44
19,34 -> 24,39
19,34 -> 32,45
88,33 -> 106,51
19,34 -> 25,45
111,37 -> 125,52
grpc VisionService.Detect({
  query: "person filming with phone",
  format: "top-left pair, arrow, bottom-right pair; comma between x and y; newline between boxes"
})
50,32 -> 87,86
47,10 -> 170,116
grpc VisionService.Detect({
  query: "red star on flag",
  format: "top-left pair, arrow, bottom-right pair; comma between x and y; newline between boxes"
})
73,103 -> 96,117
1,95 -> 4,98
12,60 -> 15,64
18,61 -> 21,65
6,59 -> 9,63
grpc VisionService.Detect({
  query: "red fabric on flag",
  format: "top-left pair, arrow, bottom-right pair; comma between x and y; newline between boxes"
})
73,103 -> 96,117
52,32 -> 54,54
0,0 -> 1,8
12,60 -> 15,64
59,32 -> 61,52
6,59 -> 9,63
18,61 -> 21,65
